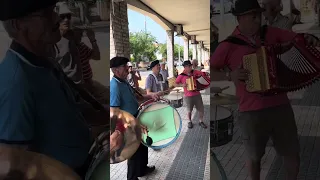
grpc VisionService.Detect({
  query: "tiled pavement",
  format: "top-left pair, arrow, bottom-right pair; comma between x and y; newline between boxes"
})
110,89 -> 210,180
211,81 -> 320,180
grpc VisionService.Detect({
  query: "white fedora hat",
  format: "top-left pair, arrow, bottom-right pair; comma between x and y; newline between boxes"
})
56,2 -> 73,15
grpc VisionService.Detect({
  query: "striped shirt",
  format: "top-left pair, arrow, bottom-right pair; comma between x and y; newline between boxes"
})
264,14 -> 293,30
78,42 -> 93,81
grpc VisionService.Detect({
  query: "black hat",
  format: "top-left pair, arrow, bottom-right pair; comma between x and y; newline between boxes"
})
231,0 -> 265,16
110,57 -> 129,68
0,0 -> 57,21
182,60 -> 192,67
149,60 -> 159,70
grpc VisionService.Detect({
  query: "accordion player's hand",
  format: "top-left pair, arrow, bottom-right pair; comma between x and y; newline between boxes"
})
230,66 -> 249,83
304,34 -> 320,47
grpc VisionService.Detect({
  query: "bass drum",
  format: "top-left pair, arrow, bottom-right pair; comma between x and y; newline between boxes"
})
210,149 -> 228,180
137,99 -> 182,149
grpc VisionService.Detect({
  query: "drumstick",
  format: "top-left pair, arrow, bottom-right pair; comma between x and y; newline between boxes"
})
221,86 -> 230,91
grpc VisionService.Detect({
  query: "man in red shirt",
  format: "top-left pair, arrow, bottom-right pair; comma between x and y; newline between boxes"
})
176,60 -> 207,129
211,0 -> 319,179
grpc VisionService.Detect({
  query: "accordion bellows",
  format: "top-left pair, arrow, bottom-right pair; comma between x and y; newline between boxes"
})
186,73 -> 210,91
243,34 -> 320,94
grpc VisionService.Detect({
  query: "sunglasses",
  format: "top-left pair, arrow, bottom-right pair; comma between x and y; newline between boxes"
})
60,14 -> 71,20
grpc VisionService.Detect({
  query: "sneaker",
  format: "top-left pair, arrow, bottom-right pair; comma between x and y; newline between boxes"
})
188,122 -> 193,128
199,122 -> 207,129
139,166 -> 156,177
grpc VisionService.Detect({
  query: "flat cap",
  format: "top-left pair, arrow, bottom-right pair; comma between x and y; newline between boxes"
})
0,0 -> 57,21
110,57 -> 129,68
149,60 -> 159,70
182,60 -> 192,66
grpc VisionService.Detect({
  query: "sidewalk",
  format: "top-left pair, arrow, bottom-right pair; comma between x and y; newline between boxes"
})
110,89 -> 210,180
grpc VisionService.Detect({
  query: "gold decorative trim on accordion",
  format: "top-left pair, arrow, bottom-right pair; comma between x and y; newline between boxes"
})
243,47 -> 271,92
186,77 -> 195,91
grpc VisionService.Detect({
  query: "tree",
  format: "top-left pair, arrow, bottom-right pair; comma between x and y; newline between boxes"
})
158,43 -> 193,60
129,31 -> 158,62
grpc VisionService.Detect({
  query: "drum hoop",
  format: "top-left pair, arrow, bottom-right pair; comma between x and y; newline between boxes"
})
210,149 -> 228,180
137,101 -> 183,149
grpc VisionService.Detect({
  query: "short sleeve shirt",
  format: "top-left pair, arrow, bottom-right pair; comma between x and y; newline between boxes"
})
160,69 -> 169,81
0,42 -> 91,169
145,73 -> 168,92
110,76 -> 139,116
55,37 -> 83,84
211,26 -> 297,112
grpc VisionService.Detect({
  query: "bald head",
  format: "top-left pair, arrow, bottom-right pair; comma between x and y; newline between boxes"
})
192,60 -> 198,68
262,0 -> 282,19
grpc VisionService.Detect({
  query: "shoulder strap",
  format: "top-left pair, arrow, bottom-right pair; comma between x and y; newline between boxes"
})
260,25 -> 268,45
221,36 -> 251,46
180,73 -> 188,76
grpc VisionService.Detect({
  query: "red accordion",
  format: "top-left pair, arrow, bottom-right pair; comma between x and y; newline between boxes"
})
243,33 -> 320,94
185,71 -> 211,91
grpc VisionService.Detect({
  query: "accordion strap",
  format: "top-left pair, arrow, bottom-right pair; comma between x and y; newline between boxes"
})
221,25 -> 268,47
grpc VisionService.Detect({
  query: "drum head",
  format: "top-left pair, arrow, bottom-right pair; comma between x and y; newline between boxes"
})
164,93 -> 182,101
0,145 -> 81,180
210,149 -> 227,180
138,103 -> 182,149
110,109 -> 141,164
211,106 -> 232,121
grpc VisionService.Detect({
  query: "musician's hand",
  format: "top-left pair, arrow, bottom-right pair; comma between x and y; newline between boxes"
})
230,66 -> 249,83
140,124 -> 148,134
304,34 -> 320,47
182,83 -> 187,88
150,93 -> 160,101
110,130 -> 123,152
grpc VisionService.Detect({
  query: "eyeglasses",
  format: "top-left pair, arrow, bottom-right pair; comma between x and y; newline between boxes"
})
60,14 -> 71,20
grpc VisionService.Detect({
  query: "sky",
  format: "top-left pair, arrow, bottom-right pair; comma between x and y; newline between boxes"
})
127,9 -> 184,45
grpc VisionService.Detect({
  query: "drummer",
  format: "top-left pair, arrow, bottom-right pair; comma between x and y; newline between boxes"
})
145,60 -> 171,96
110,56 -> 159,180
176,60 -> 207,129
0,0 -> 108,178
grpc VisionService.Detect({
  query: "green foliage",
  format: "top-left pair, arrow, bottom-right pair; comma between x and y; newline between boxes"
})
158,43 -> 193,60
129,31 -> 158,62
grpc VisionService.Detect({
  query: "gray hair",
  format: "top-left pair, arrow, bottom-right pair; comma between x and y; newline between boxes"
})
2,19 -> 18,38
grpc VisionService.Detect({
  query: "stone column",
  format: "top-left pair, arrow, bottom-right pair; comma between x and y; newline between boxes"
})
110,1 -> 130,59
166,30 -> 174,77
197,45 -> 202,65
192,44 -> 197,60
183,38 -> 189,60
201,48 -> 206,64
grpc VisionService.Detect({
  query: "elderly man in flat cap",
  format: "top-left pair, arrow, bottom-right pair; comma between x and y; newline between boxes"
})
145,60 -> 171,97
110,56 -> 159,180
0,0 -> 109,178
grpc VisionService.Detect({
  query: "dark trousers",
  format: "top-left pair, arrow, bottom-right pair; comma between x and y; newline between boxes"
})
127,143 -> 148,180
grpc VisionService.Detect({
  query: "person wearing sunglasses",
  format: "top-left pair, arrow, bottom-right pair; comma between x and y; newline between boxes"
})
54,2 -> 83,84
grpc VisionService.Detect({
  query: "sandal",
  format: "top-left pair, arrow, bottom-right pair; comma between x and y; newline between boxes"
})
188,122 -> 193,129
199,122 -> 207,129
